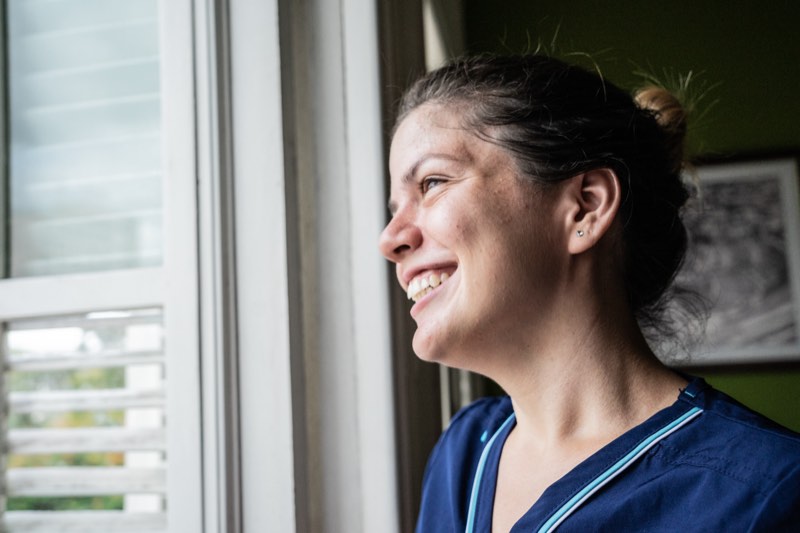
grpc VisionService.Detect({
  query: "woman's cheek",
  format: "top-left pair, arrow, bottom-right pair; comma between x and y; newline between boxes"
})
424,205 -> 465,244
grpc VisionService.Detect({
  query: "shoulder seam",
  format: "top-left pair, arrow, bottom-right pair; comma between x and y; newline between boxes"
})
655,438 -> 791,494
703,409 -> 800,446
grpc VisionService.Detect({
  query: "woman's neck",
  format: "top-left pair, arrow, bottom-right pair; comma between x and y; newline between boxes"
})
483,290 -> 687,447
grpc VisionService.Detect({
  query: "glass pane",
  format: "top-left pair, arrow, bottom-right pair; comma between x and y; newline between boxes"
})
1,308 -> 166,525
7,0 -> 162,277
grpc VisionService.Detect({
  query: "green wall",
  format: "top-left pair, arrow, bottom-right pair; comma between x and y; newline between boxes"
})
464,0 -> 800,155
463,0 -> 800,431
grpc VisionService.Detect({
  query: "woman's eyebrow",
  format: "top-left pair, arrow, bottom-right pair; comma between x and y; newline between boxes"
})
401,152 -> 469,184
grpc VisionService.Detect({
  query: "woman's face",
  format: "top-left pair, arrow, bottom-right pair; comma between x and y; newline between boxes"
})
379,103 -> 571,367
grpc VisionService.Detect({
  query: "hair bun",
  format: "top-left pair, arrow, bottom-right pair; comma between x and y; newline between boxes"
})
634,86 -> 687,172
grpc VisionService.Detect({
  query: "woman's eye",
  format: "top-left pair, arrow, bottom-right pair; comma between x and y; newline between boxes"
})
422,177 -> 444,194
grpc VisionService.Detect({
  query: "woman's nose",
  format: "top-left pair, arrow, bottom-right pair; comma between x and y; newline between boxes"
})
379,210 -> 422,263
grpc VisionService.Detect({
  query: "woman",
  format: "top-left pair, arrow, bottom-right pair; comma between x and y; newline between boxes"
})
379,55 -> 800,532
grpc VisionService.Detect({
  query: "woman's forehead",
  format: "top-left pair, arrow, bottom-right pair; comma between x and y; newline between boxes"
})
390,105 -> 480,168
393,104 -> 462,141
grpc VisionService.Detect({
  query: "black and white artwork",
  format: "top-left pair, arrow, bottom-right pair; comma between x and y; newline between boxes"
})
673,159 -> 800,365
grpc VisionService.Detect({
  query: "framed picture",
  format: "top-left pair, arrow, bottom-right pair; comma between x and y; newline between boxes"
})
671,158 -> 800,366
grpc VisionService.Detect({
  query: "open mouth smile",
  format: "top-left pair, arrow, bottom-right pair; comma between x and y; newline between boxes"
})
406,269 -> 455,302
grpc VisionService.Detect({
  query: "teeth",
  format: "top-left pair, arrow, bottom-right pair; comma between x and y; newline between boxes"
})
406,279 -> 420,300
406,271 -> 452,302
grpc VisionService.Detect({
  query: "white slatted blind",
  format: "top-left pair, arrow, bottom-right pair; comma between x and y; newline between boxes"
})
7,0 -> 162,277
2,309 -> 167,532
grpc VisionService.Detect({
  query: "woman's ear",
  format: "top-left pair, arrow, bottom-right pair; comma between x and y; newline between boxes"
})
562,168 -> 621,255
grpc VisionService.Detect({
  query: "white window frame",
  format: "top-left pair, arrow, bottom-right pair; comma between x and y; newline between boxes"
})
0,0 -> 401,530
224,0 -> 398,530
0,0 -> 206,530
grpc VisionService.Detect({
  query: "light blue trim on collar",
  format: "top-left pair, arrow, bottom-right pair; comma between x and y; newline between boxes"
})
465,412 -> 517,533
537,406 -> 704,533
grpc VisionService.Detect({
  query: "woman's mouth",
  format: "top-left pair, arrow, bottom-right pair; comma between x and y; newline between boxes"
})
406,270 -> 454,302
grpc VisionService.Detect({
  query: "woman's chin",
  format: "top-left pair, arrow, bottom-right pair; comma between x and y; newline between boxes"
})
412,328 -> 468,367
411,330 -> 447,364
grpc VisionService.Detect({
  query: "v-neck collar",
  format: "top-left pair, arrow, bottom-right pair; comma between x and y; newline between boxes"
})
468,378 -> 706,533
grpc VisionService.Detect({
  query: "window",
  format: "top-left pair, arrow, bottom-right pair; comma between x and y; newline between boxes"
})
4,309 -> 166,530
0,1 -> 200,531
0,0 -> 403,531
7,0 -> 163,277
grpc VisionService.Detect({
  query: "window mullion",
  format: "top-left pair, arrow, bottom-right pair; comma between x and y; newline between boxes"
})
159,0 -> 204,532
0,268 -> 163,321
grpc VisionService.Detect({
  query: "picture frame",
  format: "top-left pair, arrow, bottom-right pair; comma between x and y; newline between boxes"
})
670,158 -> 800,366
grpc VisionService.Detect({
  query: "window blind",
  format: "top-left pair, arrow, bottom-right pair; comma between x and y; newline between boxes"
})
8,0 -> 163,277
2,308 -> 167,533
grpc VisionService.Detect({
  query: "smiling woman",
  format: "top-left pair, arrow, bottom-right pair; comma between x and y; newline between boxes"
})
379,55 -> 800,532
383,103 -> 568,370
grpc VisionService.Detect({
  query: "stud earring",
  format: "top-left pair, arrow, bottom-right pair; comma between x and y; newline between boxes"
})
576,230 -> 585,237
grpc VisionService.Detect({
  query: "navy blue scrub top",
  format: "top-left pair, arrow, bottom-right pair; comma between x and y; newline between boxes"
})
416,377 -> 800,532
